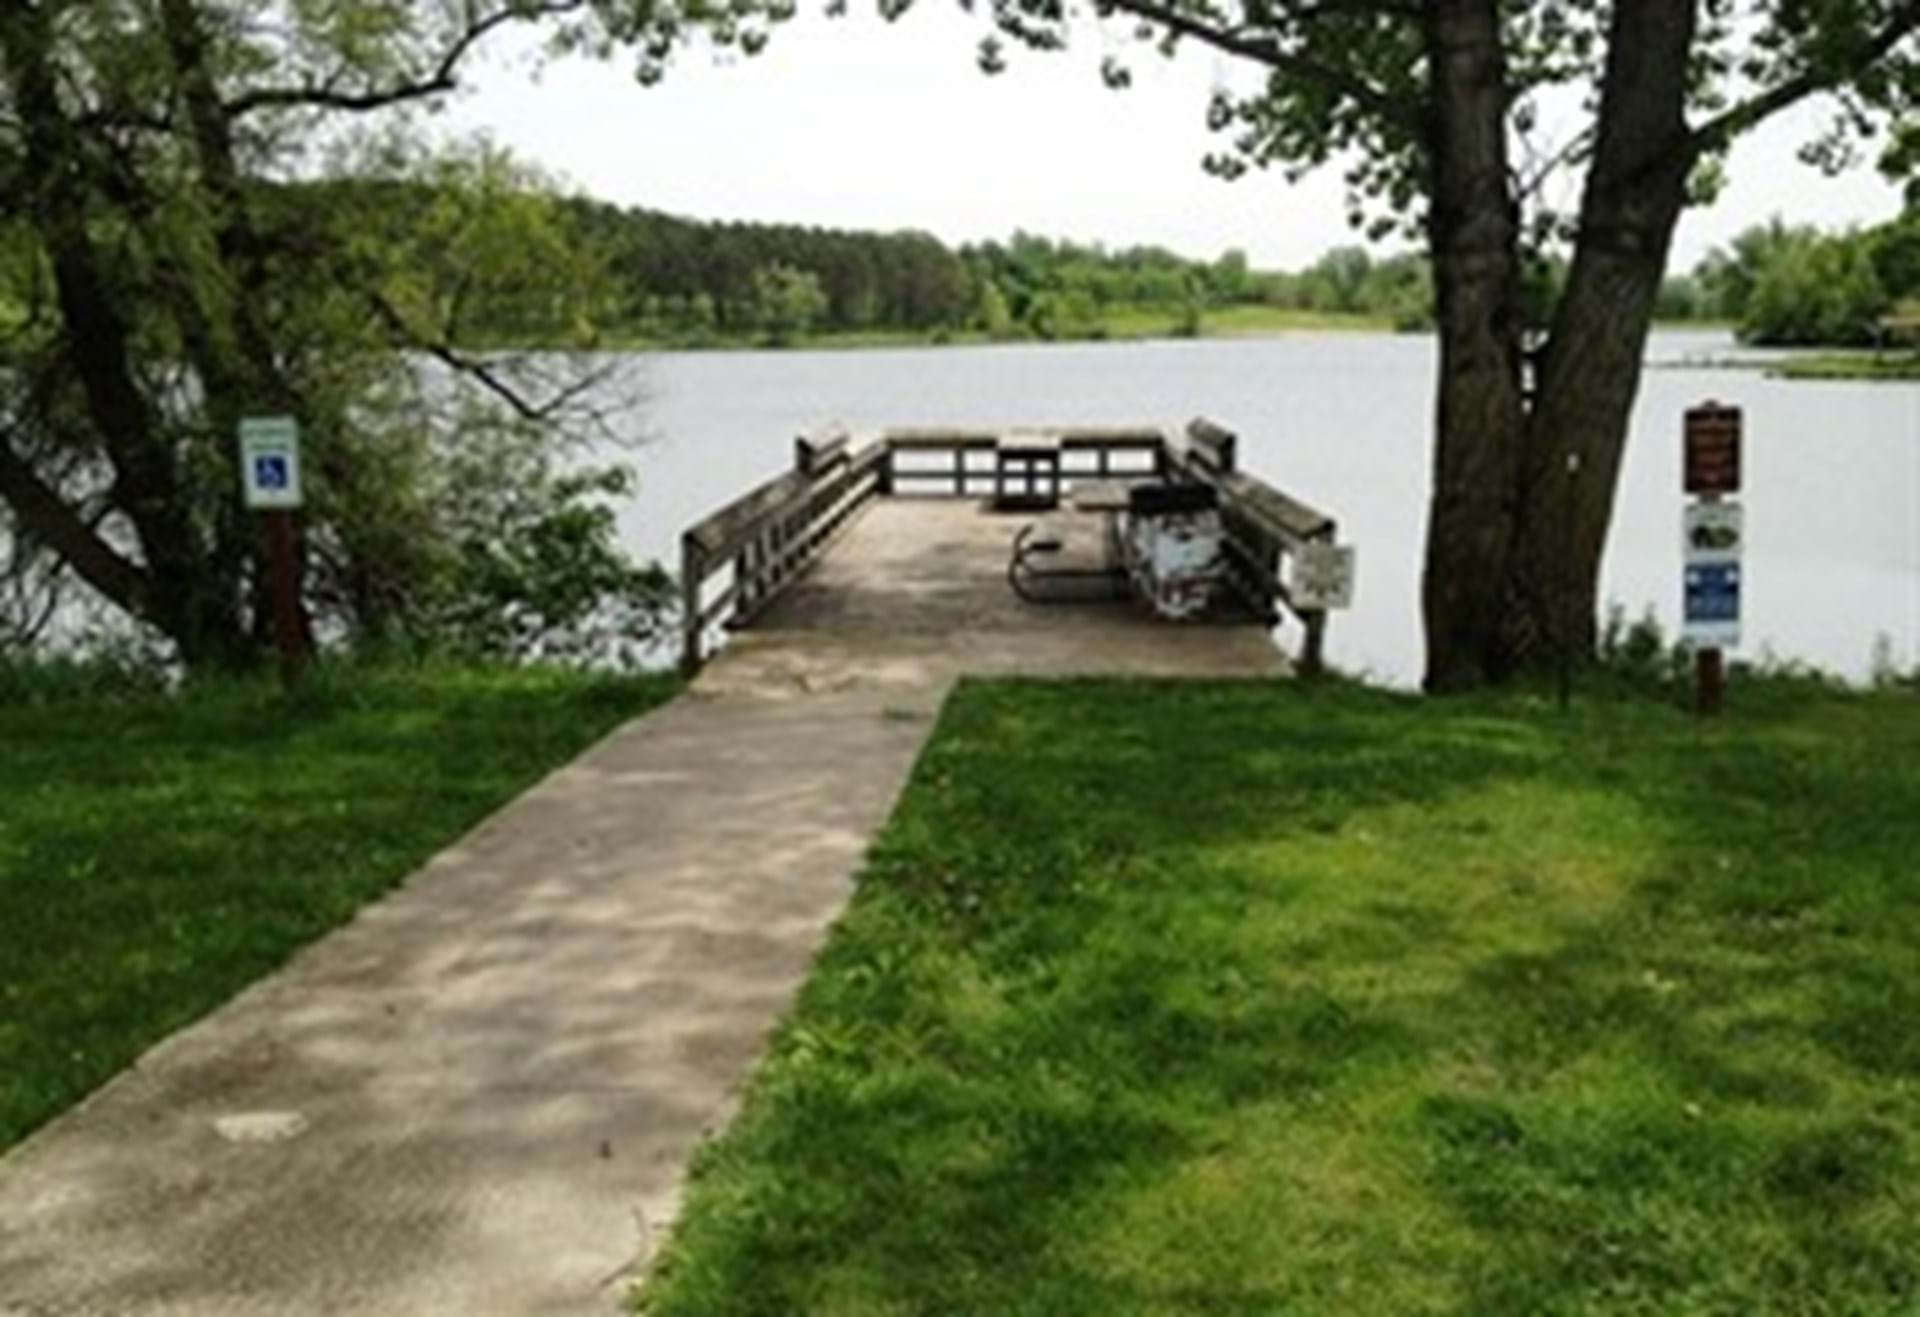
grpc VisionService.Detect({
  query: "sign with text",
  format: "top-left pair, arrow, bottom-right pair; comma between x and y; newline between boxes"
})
239,416 -> 303,510
1683,500 -> 1743,565
1290,542 -> 1356,611
1683,561 -> 1741,648
1684,403 -> 1741,495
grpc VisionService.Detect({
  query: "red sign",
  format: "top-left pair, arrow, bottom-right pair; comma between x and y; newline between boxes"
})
1685,403 -> 1741,495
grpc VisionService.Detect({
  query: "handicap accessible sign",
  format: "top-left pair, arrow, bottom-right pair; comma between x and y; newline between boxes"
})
239,416 -> 303,510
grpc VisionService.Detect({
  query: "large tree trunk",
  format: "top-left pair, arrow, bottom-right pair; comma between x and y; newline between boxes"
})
1499,0 -> 1698,669
1418,0 -> 1530,692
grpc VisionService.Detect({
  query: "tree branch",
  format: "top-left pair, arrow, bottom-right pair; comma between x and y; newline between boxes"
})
366,291 -> 611,427
0,433 -> 153,623
1095,0 -> 1421,132
224,1 -> 587,118
1687,1 -> 1920,153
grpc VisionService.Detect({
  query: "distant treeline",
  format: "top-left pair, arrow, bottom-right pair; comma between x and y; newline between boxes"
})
552,199 -> 1920,349
546,199 -> 1440,345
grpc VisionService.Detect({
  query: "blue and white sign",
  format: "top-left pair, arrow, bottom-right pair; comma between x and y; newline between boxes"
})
239,416 -> 303,510
1682,498 -> 1742,647
1683,561 -> 1740,648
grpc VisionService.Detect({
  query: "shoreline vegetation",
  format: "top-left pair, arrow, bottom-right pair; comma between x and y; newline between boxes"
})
1650,347 -> 1920,381
571,303 -> 1396,352
509,306 -> 1732,355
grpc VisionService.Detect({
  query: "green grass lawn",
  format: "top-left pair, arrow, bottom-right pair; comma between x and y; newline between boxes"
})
642,676 -> 1920,1315
0,662 -> 675,1151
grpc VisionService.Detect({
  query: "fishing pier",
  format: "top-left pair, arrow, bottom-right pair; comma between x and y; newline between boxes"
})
679,418 -> 1351,686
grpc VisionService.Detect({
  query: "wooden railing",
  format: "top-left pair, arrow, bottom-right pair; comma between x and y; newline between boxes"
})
680,427 -> 886,672
679,419 -> 1343,674
881,426 -> 1164,498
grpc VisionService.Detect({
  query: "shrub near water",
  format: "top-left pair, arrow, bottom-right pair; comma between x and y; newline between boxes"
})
642,677 -> 1920,1316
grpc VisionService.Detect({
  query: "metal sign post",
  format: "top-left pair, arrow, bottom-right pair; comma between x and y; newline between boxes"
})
238,416 -> 307,688
1681,402 -> 1742,714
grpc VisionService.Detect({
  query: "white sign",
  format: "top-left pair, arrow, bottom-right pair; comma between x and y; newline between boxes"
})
239,416 -> 303,510
1290,542 -> 1355,611
1683,500 -> 1742,565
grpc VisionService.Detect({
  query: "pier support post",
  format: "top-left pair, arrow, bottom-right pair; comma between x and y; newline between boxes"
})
681,535 -> 707,675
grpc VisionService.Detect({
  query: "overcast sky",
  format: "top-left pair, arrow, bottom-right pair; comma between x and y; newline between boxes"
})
442,8 -> 1908,272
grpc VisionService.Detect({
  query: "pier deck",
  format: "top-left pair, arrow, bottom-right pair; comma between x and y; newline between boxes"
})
699,499 -> 1286,697
683,420 -> 1349,691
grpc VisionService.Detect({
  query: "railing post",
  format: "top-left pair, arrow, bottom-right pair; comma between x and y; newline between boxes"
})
1301,610 -> 1327,677
680,534 -> 707,675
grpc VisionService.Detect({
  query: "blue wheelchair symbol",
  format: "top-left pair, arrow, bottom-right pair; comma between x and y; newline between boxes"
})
255,455 -> 289,490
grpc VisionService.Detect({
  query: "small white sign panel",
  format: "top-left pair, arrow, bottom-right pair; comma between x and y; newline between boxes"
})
239,416 -> 303,510
1683,500 -> 1742,565
1290,543 -> 1356,611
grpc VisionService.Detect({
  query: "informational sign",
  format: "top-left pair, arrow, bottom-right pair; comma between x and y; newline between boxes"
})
1683,500 -> 1742,564
239,416 -> 303,510
1684,402 -> 1741,495
1683,561 -> 1741,648
1290,542 -> 1356,611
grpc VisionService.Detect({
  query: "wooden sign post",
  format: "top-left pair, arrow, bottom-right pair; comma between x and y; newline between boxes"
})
1682,402 -> 1742,715
238,416 -> 307,689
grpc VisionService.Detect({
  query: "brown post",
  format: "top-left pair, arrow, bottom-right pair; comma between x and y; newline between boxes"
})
680,535 -> 706,675
1694,647 -> 1725,716
264,510 -> 305,689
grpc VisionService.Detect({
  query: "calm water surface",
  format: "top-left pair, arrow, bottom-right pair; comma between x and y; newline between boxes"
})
617,330 -> 1920,686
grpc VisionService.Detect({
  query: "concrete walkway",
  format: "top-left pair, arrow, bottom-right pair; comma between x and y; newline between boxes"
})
0,502 -> 1282,1316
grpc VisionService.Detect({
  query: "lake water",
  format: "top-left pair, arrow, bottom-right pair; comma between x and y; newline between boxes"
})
616,330 -> 1919,687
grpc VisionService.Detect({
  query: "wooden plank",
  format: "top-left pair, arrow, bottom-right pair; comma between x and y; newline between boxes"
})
881,429 -> 1000,450
685,466 -> 812,559
1216,470 -> 1335,544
